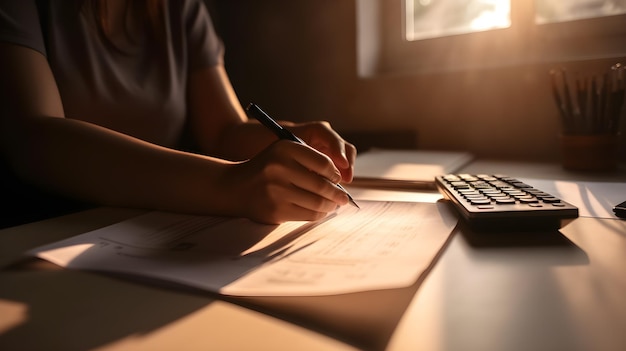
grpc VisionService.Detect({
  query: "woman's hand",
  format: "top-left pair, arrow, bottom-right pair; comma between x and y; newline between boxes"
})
288,121 -> 357,184
222,140 -> 350,224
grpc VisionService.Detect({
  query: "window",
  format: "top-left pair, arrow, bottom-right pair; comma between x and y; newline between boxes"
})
406,0 -> 511,41
534,0 -> 626,24
357,0 -> 626,76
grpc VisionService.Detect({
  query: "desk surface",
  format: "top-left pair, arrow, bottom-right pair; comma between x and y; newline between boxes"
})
1,160 -> 625,351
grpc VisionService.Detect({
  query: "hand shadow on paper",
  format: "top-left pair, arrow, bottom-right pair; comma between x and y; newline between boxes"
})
32,212 -> 331,293
0,213 -> 329,351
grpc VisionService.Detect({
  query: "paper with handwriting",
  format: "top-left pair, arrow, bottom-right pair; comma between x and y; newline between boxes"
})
29,201 -> 457,296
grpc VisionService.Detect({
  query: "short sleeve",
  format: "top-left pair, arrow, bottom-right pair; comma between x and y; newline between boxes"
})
183,0 -> 224,70
0,0 -> 47,56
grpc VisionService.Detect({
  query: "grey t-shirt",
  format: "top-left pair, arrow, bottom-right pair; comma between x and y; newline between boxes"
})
0,0 -> 224,147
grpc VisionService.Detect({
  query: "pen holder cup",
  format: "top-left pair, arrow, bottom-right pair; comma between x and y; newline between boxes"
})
560,134 -> 618,171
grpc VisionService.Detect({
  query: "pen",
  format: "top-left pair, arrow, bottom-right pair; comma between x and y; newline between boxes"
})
245,102 -> 360,209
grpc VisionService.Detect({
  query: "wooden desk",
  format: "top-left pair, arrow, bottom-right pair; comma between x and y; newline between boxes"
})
1,161 -> 625,351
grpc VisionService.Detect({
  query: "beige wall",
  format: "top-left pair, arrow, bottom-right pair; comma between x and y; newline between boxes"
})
209,0 -> 626,161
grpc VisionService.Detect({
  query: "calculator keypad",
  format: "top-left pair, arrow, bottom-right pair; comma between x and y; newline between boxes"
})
441,174 -> 568,209
436,174 -> 579,231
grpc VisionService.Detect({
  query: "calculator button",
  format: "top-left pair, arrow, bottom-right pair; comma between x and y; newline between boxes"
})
495,198 -> 516,204
510,182 -> 532,188
541,197 -> 561,203
505,190 -> 526,196
465,195 -> 489,200
519,198 -> 539,204
470,199 -> 492,205
533,192 -> 552,198
459,190 -> 480,195
489,194 -> 511,200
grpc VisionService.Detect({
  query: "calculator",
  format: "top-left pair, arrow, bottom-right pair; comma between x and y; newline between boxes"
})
435,174 -> 579,231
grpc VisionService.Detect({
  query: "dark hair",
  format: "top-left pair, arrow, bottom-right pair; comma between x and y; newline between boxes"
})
88,0 -> 165,55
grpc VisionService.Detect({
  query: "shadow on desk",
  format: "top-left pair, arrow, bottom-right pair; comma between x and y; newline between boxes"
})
217,214 -> 456,351
227,262 -> 437,351
0,208 -> 215,351
458,222 -> 590,266
0,266 -> 213,351
0,259 -> 444,351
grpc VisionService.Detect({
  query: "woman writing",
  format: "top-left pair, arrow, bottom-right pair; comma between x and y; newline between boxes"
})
0,0 -> 356,225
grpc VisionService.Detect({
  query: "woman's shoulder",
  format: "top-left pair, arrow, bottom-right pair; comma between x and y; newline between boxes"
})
0,0 -> 47,55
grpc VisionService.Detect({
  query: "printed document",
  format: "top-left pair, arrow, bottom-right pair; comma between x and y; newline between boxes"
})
28,201 -> 457,296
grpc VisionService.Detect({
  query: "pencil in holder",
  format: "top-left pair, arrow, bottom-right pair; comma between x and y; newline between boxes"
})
550,64 -> 625,171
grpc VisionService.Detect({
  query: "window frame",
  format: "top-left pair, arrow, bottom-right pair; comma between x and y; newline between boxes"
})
357,0 -> 626,77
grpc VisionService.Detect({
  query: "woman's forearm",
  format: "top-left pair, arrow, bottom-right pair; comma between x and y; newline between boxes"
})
5,116 -> 238,216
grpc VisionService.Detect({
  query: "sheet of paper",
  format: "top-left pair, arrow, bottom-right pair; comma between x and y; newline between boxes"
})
29,201 -> 458,296
520,178 -> 626,219
352,149 -> 473,189
346,186 -> 444,203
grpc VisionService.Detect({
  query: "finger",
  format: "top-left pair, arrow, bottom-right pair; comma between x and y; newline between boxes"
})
339,141 -> 357,183
344,140 -> 357,166
285,141 -> 342,184
285,182 -> 343,213
316,130 -> 351,169
267,149 -> 348,206
284,204 -> 333,222
257,141 -> 347,204
295,122 -> 351,170
253,184 -> 340,224
290,168 -> 349,206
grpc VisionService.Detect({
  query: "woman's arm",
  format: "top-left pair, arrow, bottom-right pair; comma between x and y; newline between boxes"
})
0,43 -> 349,223
187,65 -> 357,182
0,43 -> 236,216
185,64 -> 275,160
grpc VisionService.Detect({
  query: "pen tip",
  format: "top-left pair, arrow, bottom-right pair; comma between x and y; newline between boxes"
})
349,197 -> 360,209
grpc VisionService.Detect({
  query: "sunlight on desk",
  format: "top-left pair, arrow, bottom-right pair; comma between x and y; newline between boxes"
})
521,178 -> 626,219
96,301 -> 359,351
0,299 -> 27,334
347,186 -> 443,203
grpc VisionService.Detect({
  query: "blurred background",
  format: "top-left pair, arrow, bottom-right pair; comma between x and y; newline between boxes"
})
204,0 -> 626,161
